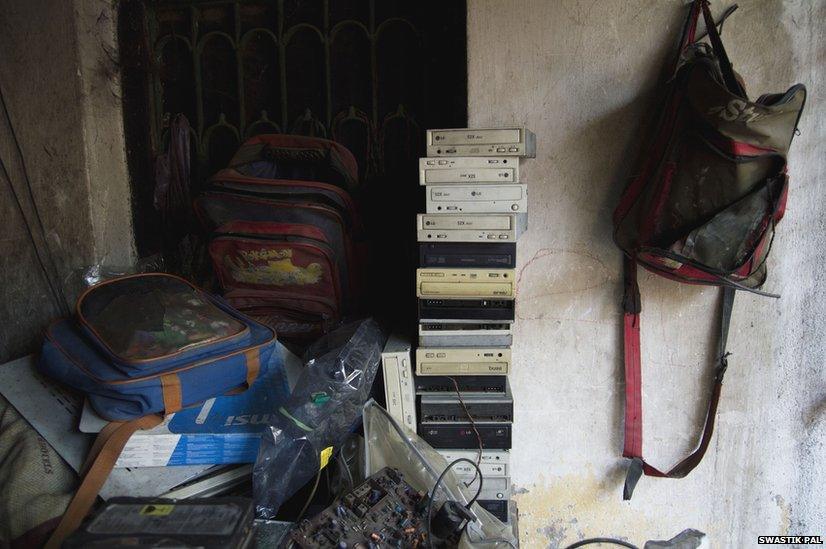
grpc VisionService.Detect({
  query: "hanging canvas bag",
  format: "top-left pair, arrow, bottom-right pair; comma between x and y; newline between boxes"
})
613,0 -> 805,498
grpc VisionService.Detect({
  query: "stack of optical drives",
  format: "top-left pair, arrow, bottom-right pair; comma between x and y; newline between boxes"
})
382,127 -> 533,535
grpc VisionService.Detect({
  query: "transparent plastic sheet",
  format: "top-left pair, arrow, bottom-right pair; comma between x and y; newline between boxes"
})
363,400 -> 518,548
66,256 -> 167,296
253,318 -> 385,518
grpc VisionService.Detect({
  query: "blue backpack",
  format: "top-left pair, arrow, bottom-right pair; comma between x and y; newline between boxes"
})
38,273 -> 278,547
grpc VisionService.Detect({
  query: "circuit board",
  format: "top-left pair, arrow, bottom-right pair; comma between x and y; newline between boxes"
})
289,467 -> 430,548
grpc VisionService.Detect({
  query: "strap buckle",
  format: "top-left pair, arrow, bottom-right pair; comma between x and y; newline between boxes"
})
715,351 -> 731,382
622,257 -> 641,314
622,281 -> 641,314
623,457 -> 645,500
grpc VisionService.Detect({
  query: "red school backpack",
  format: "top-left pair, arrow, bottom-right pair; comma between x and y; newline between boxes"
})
613,0 -> 805,498
196,135 -> 364,344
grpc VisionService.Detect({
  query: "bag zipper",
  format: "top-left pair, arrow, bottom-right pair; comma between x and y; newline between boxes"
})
75,273 -> 251,367
44,320 -> 275,386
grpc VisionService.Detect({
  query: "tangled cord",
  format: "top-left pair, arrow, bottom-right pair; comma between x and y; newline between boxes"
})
564,537 -> 639,549
426,458 -> 483,549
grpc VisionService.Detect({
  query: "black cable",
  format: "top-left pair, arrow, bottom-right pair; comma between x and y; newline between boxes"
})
473,539 -> 518,548
0,156 -> 68,316
325,463 -> 331,500
448,376 -> 483,486
0,83 -> 70,316
366,404 -> 511,546
338,447 -> 354,492
564,537 -> 639,549
296,470 -> 322,522
426,457 -> 483,549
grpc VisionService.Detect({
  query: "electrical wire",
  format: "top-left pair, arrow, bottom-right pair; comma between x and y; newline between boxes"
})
325,463 -> 331,500
295,470 -> 322,522
426,457 -> 483,549
472,539 -> 518,548
564,538 -> 639,549
447,376 -> 483,486
0,84 -> 70,316
338,447 -> 354,491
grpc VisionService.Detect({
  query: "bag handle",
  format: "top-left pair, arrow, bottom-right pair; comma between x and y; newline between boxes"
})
694,4 -> 738,41
698,0 -> 747,98
672,1 -> 741,84
621,259 -> 735,499
679,0 -> 704,54
44,350 -> 264,545
44,415 -> 164,549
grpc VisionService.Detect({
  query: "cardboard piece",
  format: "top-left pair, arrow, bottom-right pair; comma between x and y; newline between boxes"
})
0,355 -> 209,499
79,342 -> 299,467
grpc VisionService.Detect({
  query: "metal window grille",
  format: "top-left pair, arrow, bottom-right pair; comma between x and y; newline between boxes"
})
142,0 -> 465,182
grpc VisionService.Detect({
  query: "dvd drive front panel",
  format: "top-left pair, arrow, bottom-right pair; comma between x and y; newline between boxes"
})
472,477 -> 511,500
419,213 -> 514,230
418,298 -> 515,322
426,128 -> 536,158
438,449 -> 509,472
416,268 -> 515,299
418,322 -> 513,347
420,390 -> 513,422
419,242 -> 516,269
418,421 -> 512,450
430,128 -> 522,146
414,375 -> 507,394
426,184 -> 527,213
438,450 -> 509,477
419,157 -> 519,185
381,335 -> 416,432
477,500 -> 509,522
417,213 -> 527,243
451,460 -> 508,478
416,347 -> 511,376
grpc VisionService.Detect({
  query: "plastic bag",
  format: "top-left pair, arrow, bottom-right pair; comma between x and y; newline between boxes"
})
253,319 -> 385,518
363,400 -> 518,548
67,256 -> 166,297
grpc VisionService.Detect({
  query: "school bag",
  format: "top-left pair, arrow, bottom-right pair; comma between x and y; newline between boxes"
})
613,0 -> 805,499
196,134 -> 364,344
208,220 -> 344,342
37,273 -> 278,546
226,133 -> 359,193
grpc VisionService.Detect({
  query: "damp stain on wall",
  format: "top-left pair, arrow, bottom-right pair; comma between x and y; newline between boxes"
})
513,471 -> 651,548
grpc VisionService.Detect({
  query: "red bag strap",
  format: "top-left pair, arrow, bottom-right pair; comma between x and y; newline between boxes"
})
621,259 -> 735,499
621,257 -> 642,461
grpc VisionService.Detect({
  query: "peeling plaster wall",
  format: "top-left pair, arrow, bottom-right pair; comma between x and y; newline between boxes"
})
0,0 -> 133,362
467,1 -> 824,547
74,1 -> 135,269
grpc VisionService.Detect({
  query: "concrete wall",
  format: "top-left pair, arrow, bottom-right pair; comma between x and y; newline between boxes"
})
0,0 -> 132,362
468,0 -> 824,547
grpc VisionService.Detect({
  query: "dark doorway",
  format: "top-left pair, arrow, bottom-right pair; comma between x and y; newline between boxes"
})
119,0 -> 467,326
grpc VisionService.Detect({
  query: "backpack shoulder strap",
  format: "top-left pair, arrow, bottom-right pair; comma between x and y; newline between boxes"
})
621,259 -> 735,499
44,415 -> 163,548
699,0 -> 746,98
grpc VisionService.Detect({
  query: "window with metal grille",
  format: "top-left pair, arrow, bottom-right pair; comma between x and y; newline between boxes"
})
119,0 -> 467,257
